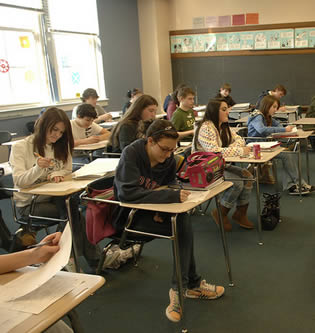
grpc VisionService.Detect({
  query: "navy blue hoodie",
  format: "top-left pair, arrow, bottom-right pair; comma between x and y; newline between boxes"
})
113,138 -> 180,230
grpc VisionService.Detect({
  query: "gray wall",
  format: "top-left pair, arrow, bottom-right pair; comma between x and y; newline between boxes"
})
97,0 -> 143,111
172,54 -> 315,106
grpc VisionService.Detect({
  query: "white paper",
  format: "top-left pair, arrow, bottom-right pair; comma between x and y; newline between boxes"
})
185,190 -> 210,203
193,105 -> 206,111
73,158 -> 119,179
247,141 -> 280,149
0,274 -> 82,314
74,140 -> 108,150
0,223 -> 72,301
0,308 -> 31,332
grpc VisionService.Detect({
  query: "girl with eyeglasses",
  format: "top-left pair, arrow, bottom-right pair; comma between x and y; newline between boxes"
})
113,119 -> 224,323
193,98 -> 254,232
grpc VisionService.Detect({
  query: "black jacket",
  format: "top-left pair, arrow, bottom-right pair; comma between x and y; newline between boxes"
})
215,93 -> 236,107
113,138 -> 180,229
255,90 -> 270,110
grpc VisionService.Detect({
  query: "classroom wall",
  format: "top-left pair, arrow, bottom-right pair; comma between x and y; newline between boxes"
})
137,0 -> 173,110
168,0 -> 315,29
97,0 -> 143,111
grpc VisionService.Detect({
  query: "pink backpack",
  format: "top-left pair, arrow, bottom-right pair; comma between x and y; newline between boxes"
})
184,152 -> 225,188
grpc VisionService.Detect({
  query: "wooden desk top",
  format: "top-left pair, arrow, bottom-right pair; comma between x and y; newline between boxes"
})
74,140 -> 108,151
234,116 -> 249,124
293,118 -> 315,125
270,129 -> 313,139
0,269 -> 105,333
225,147 -> 285,164
120,181 -> 233,214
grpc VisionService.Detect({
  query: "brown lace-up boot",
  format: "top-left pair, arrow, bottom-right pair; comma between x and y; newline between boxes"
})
232,204 -> 254,229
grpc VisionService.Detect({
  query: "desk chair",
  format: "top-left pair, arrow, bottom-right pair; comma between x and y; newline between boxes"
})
80,176 -> 153,275
1,187 -> 67,252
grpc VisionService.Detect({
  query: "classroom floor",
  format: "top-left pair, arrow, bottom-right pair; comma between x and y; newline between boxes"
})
2,150 -> 315,333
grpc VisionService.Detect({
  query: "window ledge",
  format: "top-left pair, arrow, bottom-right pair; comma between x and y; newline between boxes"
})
0,99 -> 109,119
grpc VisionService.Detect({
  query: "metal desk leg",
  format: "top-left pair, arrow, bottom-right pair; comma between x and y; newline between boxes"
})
305,138 -> 310,185
215,196 -> 234,287
171,215 -> 188,333
254,165 -> 263,246
65,197 -> 81,273
67,309 -> 85,333
297,140 -> 302,200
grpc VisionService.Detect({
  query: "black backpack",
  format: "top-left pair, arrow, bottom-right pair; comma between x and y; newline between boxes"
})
261,192 -> 281,231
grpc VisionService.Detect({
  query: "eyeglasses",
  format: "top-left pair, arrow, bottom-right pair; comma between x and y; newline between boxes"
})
156,142 -> 177,153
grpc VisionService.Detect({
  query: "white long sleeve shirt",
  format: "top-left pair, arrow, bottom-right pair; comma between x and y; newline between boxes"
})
9,136 -> 72,207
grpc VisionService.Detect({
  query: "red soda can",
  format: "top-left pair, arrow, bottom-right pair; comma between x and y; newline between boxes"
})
253,144 -> 261,159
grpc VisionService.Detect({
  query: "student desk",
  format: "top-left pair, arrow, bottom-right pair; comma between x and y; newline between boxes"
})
120,181 -> 233,331
293,118 -> 315,126
74,140 -> 109,162
271,130 -> 314,192
234,116 -> 249,125
0,268 -> 105,333
19,175 -> 108,272
99,121 -> 118,129
229,108 -> 251,120
225,147 -> 284,245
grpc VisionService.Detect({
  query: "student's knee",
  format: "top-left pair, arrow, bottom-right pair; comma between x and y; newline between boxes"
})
241,169 -> 253,189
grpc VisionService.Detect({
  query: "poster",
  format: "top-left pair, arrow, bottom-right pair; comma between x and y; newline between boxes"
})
240,31 -> 254,50
267,30 -> 281,49
295,28 -> 308,48
204,33 -> 216,52
193,35 -> 205,52
170,36 -> 183,53
181,35 -> 193,53
227,33 -> 241,50
254,31 -> 267,49
308,29 -> 315,48
279,29 -> 294,48
216,33 -> 229,51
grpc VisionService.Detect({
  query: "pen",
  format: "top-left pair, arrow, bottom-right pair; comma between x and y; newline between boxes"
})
27,240 -> 53,249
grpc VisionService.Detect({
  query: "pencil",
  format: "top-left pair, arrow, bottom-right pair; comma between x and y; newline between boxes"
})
27,240 -> 53,249
34,152 -> 54,166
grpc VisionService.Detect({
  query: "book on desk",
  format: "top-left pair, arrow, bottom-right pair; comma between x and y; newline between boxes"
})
168,177 -> 224,191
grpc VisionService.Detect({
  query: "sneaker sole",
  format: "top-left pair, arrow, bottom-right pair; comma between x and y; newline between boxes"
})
165,307 -> 181,323
289,191 -> 310,196
184,289 -> 225,300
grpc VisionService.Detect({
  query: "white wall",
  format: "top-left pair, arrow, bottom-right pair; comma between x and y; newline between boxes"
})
169,0 -> 315,30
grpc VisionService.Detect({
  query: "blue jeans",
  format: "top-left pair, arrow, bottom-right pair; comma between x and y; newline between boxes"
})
275,152 -> 307,190
221,165 -> 253,209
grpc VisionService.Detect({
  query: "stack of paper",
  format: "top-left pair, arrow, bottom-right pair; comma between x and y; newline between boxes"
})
231,103 -> 250,111
247,141 -> 281,150
193,105 -> 206,112
73,158 -> 120,179
285,105 -> 300,111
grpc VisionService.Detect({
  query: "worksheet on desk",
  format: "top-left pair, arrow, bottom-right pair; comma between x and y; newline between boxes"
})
73,158 -> 119,179
0,223 -> 72,302
0,308 -> 31,332
185,190 -> 210,203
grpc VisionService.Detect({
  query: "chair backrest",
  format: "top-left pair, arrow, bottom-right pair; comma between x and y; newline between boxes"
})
0,131 -> 12,144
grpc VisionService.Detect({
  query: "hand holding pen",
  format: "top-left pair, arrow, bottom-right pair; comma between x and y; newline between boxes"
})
34,152 -> 54,168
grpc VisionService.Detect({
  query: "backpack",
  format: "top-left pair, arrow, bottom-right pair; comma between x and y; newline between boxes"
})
85,186 -> 117,245
183,152 -> 225,188
261,192 -> 281,230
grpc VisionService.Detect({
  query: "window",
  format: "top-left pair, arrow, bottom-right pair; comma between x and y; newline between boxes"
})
0,0 -> 106,110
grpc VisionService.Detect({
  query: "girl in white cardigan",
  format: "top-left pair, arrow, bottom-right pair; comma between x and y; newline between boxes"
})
193,99 -> 254,232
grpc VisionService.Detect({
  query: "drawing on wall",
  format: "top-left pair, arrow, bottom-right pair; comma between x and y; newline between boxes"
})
204,33 -> 216,51
227,33 -> 241,50
295,29 -> 308,48
0,59 -> 9,73
267,30 -> 280,49
216,33 -> 229,51
240,32 -> 254,49
182,36 -> 193,53
170,36 -> 183,53
279,29 -> 294,49
309,29 -> 315,48
193,35 -> 205,52
254,31 -> 267,49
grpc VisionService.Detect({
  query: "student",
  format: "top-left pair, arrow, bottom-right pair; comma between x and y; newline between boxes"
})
109,94 -> 157,153
122,88 -> 143,115
171,87 -> 196,140
255,84 -> 287,110
215,83 -> 236,107
247,95 -> 314,195
113,119 -> 224,323
72,88 -> 112,123
303,95 -> 315,151
193,98 -> 254,231
163,83 -> 187,119
0,232 -> 73,332
71,104 -> 110,147
9,108 -> 100,267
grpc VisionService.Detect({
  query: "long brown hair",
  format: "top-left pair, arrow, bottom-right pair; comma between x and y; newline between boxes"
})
109,94 -> 158,147
259,95 -> 280,126
33,107 -> 74,163
194,98 -> 232,150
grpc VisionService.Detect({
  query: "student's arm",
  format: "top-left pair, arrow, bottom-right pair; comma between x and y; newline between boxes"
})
94,113 -> 112,123
198,123 -> 245,157
73,125 -> 110,147
249,115 -> 286,137
48,153 -> 73,182
0,233 -> 61,274
115,147 -> 180,204
98,128 -> 111,141
10,140 -> 46,188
